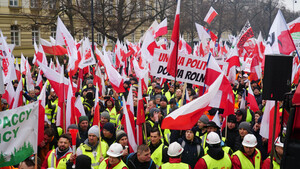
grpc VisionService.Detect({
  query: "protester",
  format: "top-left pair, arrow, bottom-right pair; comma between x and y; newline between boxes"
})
99,143 -> 128,169
77,116 -> 90,147
148,127 -> 168,168
125,144 -> 156,169
262,137 -> 284,169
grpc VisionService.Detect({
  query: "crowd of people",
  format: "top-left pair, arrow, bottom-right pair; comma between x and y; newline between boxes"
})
0,67 -> 287,169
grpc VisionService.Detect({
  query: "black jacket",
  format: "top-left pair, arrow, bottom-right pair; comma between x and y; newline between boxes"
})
125,153 -> 156,169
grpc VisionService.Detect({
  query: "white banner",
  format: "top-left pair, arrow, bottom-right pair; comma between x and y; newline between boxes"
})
150,49 -> 208,86
0,102 -> 38,167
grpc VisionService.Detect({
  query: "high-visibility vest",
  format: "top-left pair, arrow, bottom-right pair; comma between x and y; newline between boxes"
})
78,141 -> 108,169
202,151 -> 232,169
204,146 -> 232,155
45,99 -> 58,123
99,158 -> 128,169
160,162 -> 189,169
47,149 -> 72,169
150,143 -> 167,168
232,149 -> 261,169
146,120 -> 163,143
200,133 -> 208,148
164,91 -> 174,102
106,107 -> 117,125
246,109 -> 252,123
266,156 -> 280,169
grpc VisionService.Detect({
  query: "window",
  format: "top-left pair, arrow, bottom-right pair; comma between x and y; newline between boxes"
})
83,28 -> 89,38
32,26 -> 39,45
10,0 -> 18,6
51,27 -> 56,39
97,32 -> 102,45
30,0 -> 38,8
11,25 -> 20,46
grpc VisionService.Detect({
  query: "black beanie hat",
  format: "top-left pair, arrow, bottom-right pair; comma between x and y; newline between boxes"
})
75,155 -> 91,169
103,122 -> 116,134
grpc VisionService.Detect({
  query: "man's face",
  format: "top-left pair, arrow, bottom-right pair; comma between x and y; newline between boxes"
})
150,132 -> 161,145
197,121 -> 206,129
57,137 -> 70,152
207,127 -> 217,133
118,136 -> 128,147
107,100 -> 113,107
160,101 -> 167,108
253,89 -> 260,95
79,121 -> 89,131
19,162 -> 34,169
228,122 -> 236,130
176,89 -> 182,98
44,134 -> 52,144
243,146 -> 255,156
236,114 -> 243,122
185,130 -> 194,141
138,150 -> 151,163
108,156 -> 120,165
154,88 -> 161,94
239,128 -> 248,138
103,129 -> 113,138
155,98 -> 161,105
147,101 -> 155,112
29,90 -> 35,98
88,134 -> 98,146
275,146 -> 283,156
100,117 -> 109,124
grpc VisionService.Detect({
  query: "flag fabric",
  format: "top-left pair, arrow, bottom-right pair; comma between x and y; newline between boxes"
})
38,83 -> 47,144
288,16 -> 300,34
0,102 -> 38,167
204,6 -> 218,24
195,23 -> 211,46
65,80 -> 75,129
212,111 -> 221,128
0,63 -> 4,95
167,0 -> 181,77
140,31 -> 158,63
247,84 -> 260,112
74,96 -> 86,122
136,79 -> 145,145
155,18 -> 168,38
161,74 -> 223,130
79,37 -> 96,69
93,85 -> 100,126
122,87 -> 137,152
11,79 -> 23,109
260,100 -> 275,139
2,79 -> 15,108
56,16 -> 78,71
265,10 -> 296,55
49,37 -> 68,55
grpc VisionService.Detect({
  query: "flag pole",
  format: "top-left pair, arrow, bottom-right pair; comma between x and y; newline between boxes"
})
143,122 -> 148,145
225,116 -> 228,139
34,153 -> 37,169
98,120 -> 103,159
269,100 -> 278,169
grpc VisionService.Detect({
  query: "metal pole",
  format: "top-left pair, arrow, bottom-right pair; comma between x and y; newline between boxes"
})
269,100 -> 278,169
91,0 -> 95,54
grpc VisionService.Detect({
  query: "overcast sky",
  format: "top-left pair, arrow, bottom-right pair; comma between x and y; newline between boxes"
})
281,0 -> 300,12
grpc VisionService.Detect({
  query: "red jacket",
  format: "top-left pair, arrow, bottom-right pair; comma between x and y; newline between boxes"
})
194,154 -> 232,169
231,150 -> 261,169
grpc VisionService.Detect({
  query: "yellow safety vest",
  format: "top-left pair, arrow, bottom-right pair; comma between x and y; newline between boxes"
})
246,109 -> 252,123
146,120 -> 163,143
200,133 -> 208,148
78,141 -> 109,169
45,99 -> 58,123
266,156 -> 280,169
204,146 -> 232,155
106,107 -> 117,125
99,158 -> 128,169
47,149 -> 72,169
232,149 -> 261,169
202,151 -> 232,169
160,162 -> 189,169
150,143 -> 167,168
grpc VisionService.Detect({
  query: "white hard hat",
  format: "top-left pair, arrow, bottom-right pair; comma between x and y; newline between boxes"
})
275,137 -> 284,147
206,132 -> 221,144
167,142 -> 184,157
107,143 -> 123,157
242,134 -> 257,147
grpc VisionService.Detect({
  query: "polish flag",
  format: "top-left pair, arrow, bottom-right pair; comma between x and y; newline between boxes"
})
259,100 -> 281,152
74,96 -> 86,121
247,83 -> 259,112
141,31 -> 158,63
66,80 -> 75,129
265,10 -> 296,56
100,51 -> 125,93
195,23 -> 211,46
179,35 -> 192,54
212,111 -> 221,128
154,18 -> 168,38
15,61 -> 21,81
93,85 -> 100,126
2,80 -> 15,108
226,47 -> 240,75
288,16 -> 300,34
292,56 -> 300,84
11,79 -> 23,109
204,7 -> 218,24
122,87 -> 137,152
78,37 -> 96,69
94,66 -> 105,96
0,64 -> 4,95
136,78 -> 145,145
38,83 -> 47,144
56,16 -> 78,71
40,38 -> 55,55
167,0 -> 180,77
161,74 -> 223,130
132,58 -> 148,92
50,37 -> 68,55
20,54 -> 27,75
25,60 -> 35,92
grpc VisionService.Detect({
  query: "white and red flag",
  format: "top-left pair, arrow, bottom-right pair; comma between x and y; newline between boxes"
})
121,86 -> 137,152
154,18 -> 168,38
167,0 -> 180,77
50,36 -> 68,55
93,85 -> 100,126
265,10 -> 296,55
38,83 -> 47,144
11,79 -> 23,109
161,74 -> 223,130
288,16 -> 300,34
247,83 -> 260,113
136,78 -> 145,145
204,6 -> 218,24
